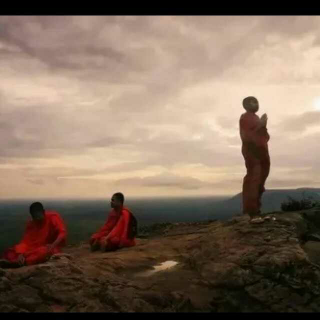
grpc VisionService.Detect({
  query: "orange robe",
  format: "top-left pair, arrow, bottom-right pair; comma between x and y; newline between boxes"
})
240,112 -> 270,217
2,211 -> 67,266
90,207 -> 136,250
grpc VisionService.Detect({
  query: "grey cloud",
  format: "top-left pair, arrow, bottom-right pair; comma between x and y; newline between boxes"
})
0,167 -> 99,181
182,16 -> 320,41
24,167 -> 99,179
1,95 -> 240,169
0,162 -> 158,182
1,16 -> 320,197
278,111 -> 320,132
132,135 -> 242,168
100,162 -> 151,173
1,16 -> 317,71
27,179 -> 45,185
0,17 -> 137,81
0,105 -> 131,159
217,116 -> 239,130
0,108 -> 77,158
225,136 -> 241,146
268,179 -> 320,188
114,172 -> 243,191
87,137 -> 129,148
270,131 -> 320,168
257,16 -> 320,39
114,172 -> 210,190
1,16 -> 314,119
0,16 -> 269,87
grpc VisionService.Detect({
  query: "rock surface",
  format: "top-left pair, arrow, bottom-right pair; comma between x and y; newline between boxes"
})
1,210 -> 320,312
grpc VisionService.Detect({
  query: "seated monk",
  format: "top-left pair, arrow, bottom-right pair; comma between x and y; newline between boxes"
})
0,202 -> 67,268
90,192 -> 136,252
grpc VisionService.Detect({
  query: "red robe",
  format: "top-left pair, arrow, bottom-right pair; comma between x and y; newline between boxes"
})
90,207 -> 136,250
2,211 -> 67,266
240,112 -> 270,217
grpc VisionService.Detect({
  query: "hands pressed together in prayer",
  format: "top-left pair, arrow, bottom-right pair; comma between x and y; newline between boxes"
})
260,113 -> 268,127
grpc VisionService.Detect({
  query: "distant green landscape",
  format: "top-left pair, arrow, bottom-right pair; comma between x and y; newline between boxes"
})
1,189 -> 319,255
0,196 -> 227,254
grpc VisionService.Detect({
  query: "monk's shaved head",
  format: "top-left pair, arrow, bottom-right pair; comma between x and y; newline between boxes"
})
30,202 -> 45,221
113,192 -> 125,204
243,96 -> 259,113
30,202 -> 44,213
111,192 -> 125,210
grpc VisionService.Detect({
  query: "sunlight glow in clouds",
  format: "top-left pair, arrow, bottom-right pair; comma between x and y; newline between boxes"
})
312,97 -> 320,111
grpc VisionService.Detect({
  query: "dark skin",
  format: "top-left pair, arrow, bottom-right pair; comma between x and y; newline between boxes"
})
90,195 -> 124,251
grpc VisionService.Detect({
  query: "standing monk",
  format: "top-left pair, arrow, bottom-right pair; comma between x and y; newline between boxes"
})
240,96 -> 270,223
0,202 -> 67,268
90,193 -> 136,252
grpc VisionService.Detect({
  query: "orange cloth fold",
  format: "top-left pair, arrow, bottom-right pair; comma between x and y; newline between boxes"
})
90,207 -> 136,250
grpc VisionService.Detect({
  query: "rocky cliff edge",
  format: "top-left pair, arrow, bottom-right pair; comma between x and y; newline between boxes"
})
1,210 -> 320,312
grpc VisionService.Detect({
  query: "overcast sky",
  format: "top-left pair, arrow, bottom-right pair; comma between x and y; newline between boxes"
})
1,16 -> 320,199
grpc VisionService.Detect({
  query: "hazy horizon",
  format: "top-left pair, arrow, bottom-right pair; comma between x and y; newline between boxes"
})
1,186 -> 319,203
1,16 -> 320,199
0,194 -> 231,202
1,187 -> 319,254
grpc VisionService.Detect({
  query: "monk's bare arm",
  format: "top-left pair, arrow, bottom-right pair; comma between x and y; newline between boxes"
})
49,215 -> 67,250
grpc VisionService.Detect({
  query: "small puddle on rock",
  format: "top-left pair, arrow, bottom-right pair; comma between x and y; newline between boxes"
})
135,260 -> 179,277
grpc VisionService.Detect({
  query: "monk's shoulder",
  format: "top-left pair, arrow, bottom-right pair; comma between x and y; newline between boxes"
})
240,112 -> 250,123
45,210 -> 62,220
241,112 -> 260,126
108,209 -> 118,217
240,112 -> 247,119
121,207 -> 132,218
239,112 -> 250,127
26,220 -> 34,229
241,112 -> 258,119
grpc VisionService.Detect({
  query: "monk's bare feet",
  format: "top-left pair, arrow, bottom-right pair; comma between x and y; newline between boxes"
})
90,239 -> 100,252
0,259 -> 21,269
100,242 -> 107,252
250,217 -> 265,224
100,237 -> 109,252
90,244 -> 100,252
0,259 -> 11,268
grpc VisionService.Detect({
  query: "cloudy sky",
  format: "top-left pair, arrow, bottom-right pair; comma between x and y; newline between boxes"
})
1,16 -> 320,199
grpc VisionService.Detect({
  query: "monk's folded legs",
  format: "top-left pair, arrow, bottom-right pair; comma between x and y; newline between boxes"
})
24,246 -> 53,265
100,237 -> 120,252
2,245 -> 57,267
0,259 -> 21,269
